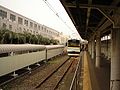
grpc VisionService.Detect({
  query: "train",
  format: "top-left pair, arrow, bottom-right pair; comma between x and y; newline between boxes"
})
66,39 -> 81,57
0,44 -> 65,77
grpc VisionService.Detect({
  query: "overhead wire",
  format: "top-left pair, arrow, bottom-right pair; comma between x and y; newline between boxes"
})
42,0 -> 76,33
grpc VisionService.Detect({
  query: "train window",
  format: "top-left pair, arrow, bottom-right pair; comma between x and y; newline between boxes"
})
15,51 -> 28,55
68,40 -> 80,47
0,53 -> 9,58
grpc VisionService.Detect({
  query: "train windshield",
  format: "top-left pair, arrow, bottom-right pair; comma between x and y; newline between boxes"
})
68,40 -> 80,47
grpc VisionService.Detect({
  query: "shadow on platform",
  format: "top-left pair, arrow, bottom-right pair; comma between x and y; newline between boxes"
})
87,52 -> 110,90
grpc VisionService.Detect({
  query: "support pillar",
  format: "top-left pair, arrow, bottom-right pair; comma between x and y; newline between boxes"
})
106,35 -> 109,58
91,37 -> 95,60
88,42 -> 90,54
88,40 -> 92,55
104,35 -> 108,58
103,36 -> 106,56
110,28 -> 120,90
96,32 -> 101,68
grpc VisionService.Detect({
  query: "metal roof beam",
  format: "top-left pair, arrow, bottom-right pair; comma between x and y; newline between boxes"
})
88,27 -> 96,32
91,0 -> 120,37
111,0 -> 120,6
97,8 -> 114,24
99,20 -> 112,31
66,3 -> 117,9
85,0 -> 92,38
96,0 -> 120,28
86,8 -> 91,27
92,20 -> 112,37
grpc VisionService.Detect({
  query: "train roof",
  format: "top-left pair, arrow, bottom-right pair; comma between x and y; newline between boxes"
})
0,44 -> 46,54
45,45 -> 65,49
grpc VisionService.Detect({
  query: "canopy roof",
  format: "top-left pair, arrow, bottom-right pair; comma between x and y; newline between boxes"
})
60,0 -> 120,40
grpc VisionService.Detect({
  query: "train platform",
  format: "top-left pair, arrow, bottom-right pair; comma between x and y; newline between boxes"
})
60,0 -> 120,89
82,51 -> 110,90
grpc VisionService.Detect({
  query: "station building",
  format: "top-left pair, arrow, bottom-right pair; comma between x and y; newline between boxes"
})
0,5 -> 68,44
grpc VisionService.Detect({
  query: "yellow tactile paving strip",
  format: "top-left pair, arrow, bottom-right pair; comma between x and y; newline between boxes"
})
83,51 -> 92,90
85,51 -> 100,90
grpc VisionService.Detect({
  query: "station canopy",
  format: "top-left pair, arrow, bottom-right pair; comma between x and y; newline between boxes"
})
60,0 -> 120,40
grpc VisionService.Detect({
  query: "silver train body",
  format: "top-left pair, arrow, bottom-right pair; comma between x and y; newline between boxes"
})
0,44 -> 64,77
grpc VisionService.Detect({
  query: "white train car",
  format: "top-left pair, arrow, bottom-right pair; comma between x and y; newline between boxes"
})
0,44 -> 46,77
0,44 -> 65,77
45,45 -> 65,60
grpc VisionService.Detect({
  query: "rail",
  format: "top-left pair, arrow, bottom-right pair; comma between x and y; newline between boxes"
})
69,52 -> 83,90
35,57 -> 71,88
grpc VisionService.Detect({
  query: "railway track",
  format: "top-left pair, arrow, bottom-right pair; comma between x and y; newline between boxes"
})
35,57 -> 75,90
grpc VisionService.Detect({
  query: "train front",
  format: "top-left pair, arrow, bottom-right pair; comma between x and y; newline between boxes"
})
67,39 -> 80,57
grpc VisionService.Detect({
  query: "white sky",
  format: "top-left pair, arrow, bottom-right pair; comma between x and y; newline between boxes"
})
0,0 -> 81,39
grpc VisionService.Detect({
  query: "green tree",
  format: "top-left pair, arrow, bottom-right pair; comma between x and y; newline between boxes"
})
12,33 -> 20,44
36,35 -> 42,44
24,32 -> 32,44
18,33 -> 26,44
0,29 -> 8,43
0,28 -> 59,45
31,34 -> 38,44
0,29 -> 14,44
